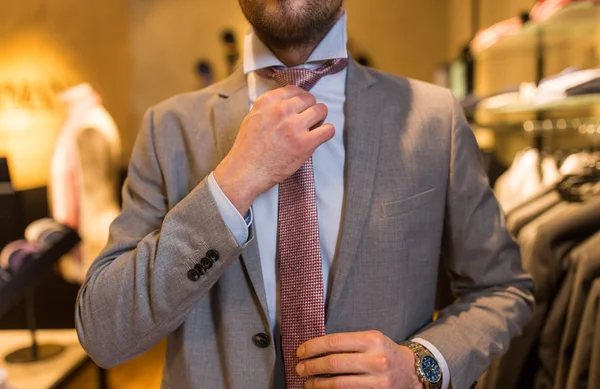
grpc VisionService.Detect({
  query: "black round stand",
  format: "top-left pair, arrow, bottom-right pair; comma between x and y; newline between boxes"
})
5,344 -> 65,364
4,289 -> 66,364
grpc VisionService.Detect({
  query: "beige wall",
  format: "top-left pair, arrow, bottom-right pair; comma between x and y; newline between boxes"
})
0,0 -> 132,189
480,0 -> 533,26
130,0 -> 248,134
346,0 -> 448,82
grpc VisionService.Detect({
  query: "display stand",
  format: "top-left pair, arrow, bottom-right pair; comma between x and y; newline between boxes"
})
0,228 -> 80,363
0,329 -> 90,389
4,290 -> 65,364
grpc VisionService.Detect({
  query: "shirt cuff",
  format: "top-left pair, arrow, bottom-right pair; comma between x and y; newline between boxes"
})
412,338 -> 450,389
207,172 -> 250,245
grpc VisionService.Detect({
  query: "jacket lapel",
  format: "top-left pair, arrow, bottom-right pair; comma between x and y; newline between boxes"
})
213,67 -> 247,159
326,61 -> 382,327
212,69 -> 271,329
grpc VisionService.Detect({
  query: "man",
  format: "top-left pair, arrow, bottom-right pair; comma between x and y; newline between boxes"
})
76,1 -> 535,388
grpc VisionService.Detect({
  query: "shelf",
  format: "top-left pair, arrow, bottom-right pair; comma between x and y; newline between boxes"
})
0,228 -> 81,318
0,330 -> 88,389
475,2 -> 600,58
475,94 -> 600,126
481,94 -> 600,115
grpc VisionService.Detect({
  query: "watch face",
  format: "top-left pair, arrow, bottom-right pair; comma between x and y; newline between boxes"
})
420,355 -> 442,383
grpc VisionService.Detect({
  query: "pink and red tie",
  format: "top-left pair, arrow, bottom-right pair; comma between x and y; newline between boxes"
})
257,58 -> 348,388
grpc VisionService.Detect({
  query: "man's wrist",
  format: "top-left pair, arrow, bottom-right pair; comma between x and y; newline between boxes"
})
398,343 -> 425,389
213,161 -> 257,215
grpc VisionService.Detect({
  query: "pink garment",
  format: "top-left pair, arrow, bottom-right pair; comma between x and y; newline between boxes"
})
50,84 -> 121,284
531,0 -> 574,20
531,0 -> 600,20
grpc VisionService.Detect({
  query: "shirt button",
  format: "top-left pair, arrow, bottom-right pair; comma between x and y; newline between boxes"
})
187,269 -> 201,282
206,249 -> 220,262
200,257 -> 213,270
252,333 -> 270,349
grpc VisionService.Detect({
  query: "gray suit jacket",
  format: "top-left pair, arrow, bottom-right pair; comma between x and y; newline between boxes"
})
568,277 -> 600,389
75,61 -> 535,389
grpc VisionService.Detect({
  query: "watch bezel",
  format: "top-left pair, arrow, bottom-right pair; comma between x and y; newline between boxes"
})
417,355 -> 442,384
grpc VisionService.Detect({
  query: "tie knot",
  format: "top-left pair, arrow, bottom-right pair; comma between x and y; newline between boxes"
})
255,58 -> 349,92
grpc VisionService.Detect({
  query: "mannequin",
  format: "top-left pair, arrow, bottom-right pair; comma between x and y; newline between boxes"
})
50,83 -> 121,284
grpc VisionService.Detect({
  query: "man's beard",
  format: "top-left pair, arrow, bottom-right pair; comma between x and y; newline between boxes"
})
240,0 -> 343,49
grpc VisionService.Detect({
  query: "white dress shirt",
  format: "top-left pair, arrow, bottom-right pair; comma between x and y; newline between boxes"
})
207,13 -> 450,388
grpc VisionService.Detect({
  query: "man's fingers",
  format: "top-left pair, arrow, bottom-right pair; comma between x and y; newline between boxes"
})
286,93 -> 318,114
299,331 -> 386,359
295,103 -> 328,130
306,123 -> 335,149
256,85 -> 306,107
305,375 -> 386,389
297,353 -> 387,377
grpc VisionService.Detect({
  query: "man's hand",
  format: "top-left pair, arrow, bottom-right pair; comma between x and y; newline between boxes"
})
213,85 -> 334,215
296,331 -> 423,389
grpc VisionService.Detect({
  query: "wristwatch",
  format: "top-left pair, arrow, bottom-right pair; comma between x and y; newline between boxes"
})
400,341 -> 443,389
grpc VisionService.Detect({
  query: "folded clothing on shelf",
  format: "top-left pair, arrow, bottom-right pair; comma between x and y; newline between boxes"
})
530,0 -> 600,21
566,77 -> 600,96
475,83 -> 537,110
531,0 -> 575,21
477,92 -> 522,110
470,16 -> 524,53
536,68 -> 600,105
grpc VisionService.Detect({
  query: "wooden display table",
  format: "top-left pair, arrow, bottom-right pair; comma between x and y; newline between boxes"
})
0,329 -> 87,389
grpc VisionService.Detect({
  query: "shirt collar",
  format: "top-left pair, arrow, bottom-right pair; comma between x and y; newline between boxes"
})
243,11 -> 348,75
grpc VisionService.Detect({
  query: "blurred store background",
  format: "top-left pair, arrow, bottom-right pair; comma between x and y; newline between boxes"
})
1,0 -> 599,388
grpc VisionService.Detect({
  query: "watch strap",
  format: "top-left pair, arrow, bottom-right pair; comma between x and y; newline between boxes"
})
401,341 -> 443,389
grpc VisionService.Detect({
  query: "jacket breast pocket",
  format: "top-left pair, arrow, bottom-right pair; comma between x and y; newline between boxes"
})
381,188 -> 436,219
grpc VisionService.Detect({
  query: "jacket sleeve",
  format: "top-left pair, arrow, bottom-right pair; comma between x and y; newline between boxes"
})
75,108 -> 244,368
414,93 -> 535,389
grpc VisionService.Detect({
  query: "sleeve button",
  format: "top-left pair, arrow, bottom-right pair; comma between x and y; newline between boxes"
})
200,257 -> 213,270
187,269 -> 201,281
194,264 -> 206,275
206,249 -> 220,262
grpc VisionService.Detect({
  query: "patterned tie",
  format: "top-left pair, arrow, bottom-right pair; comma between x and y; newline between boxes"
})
256,58 -> 348,388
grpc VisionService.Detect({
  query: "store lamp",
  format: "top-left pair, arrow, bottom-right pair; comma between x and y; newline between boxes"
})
0,32 -> 74,191
0,106 -> 61,191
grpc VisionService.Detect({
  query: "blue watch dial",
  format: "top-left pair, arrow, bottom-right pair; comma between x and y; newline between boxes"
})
420,355 -> 442,383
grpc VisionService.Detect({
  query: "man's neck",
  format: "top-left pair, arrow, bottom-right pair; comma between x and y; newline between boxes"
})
266,42 -> 321,68
260,7 -> 346,68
